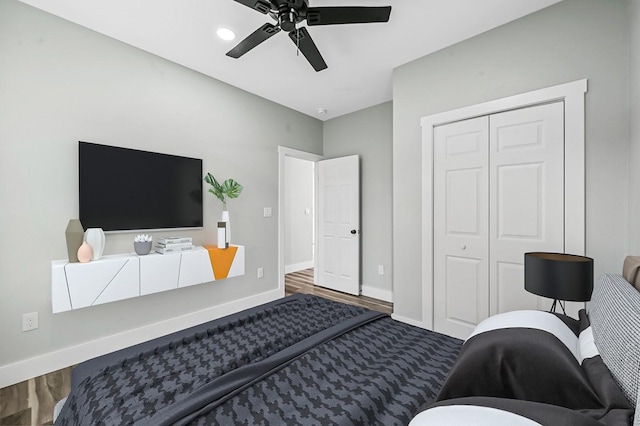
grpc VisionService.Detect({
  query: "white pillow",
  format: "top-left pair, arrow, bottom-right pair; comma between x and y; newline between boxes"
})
409,405 -> 541,426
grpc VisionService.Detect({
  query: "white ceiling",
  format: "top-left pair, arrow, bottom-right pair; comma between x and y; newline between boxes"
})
18,0 -> 562,120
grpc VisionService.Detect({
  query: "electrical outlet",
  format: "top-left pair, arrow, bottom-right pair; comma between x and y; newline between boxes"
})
263,207 -> 272,218
378,265 -> 384,275
22,312 -> 38,332
257,267 -> 264,279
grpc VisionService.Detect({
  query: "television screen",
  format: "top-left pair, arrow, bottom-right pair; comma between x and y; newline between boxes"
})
79,142 -> 203,232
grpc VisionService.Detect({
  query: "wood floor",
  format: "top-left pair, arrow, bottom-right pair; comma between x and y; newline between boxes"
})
0,367 -> 72,426
285,268 -> 392,315
0,269 -> 392,425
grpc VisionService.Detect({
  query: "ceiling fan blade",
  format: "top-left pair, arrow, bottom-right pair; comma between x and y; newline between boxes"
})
231,0 -> 271,14
289,27 -> 327,72
226,23 -> 281,59
306,6 -> 391,26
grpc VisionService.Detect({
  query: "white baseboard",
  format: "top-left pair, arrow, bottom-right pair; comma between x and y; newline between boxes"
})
360,285 -> 393,303
284,261 -> 314,274
391,313 -> 427,329
0,288 -> 282,388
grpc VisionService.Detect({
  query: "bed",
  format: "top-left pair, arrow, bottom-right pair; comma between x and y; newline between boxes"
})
55,272 -> 640,425
54,294 -> 462,425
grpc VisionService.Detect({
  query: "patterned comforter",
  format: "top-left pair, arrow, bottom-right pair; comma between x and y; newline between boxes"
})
56,294 -> 461,425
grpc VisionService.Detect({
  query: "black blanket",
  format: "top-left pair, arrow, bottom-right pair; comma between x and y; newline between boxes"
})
56,294 -> 462,425
433,311 -> 633,425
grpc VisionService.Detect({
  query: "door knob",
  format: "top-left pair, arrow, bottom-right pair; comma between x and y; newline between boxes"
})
351,230 -> 358,235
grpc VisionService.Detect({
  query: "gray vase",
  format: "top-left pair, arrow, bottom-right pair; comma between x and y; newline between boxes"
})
134,241 -> 152,255
65,219 -> 84,262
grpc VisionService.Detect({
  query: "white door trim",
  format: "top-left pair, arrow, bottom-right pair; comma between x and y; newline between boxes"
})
278,146 -> 323,295
419,79 -> 587,331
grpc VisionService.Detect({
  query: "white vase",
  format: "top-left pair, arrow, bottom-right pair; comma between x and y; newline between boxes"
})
221,210 -> 230,245
84,228 -> 105,260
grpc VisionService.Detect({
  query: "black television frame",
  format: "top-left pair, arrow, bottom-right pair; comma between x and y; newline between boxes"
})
79,142 -> 203,232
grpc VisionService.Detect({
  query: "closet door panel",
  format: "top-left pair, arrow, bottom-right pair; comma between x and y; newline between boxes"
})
489,102 -> 565,315
497,163 -> 543,238
444,256 -> 483,325
434,116 -> 489,339
495,261 -> 539,312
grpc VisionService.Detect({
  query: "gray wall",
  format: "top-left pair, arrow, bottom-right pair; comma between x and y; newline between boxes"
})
284,156 -> 314,270
0,0 -> 322,369
323,102 -> 393,298
630,0 -> 640,252
392,0 -> 630,321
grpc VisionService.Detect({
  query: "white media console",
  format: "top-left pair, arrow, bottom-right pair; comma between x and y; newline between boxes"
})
51,245 -> 244,313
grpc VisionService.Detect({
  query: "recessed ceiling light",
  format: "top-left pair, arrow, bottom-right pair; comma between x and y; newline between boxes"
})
317,108 -> 327,115
216,28 -> 236,41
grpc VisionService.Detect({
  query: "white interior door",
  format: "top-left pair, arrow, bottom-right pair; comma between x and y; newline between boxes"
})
489,102 -> 565,314
316,155 -> 360,295
433,116 -> 490,339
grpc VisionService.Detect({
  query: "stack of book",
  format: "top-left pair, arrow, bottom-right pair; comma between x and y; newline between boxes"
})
154,237 -> 193,254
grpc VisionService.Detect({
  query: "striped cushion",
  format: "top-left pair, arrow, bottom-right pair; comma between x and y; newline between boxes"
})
589,273 -> 640,426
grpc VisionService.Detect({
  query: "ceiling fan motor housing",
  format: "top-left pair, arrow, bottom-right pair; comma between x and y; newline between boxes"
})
277,7 -> 299,32
267,0 -> 308,32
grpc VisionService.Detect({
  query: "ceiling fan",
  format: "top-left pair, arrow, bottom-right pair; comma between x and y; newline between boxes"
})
227,0 -> 392,72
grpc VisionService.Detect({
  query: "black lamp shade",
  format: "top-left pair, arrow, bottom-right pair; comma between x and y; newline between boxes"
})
524,252 -> 594,302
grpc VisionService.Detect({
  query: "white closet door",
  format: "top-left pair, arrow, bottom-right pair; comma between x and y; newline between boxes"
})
433,102 -> 566,340
433,116 -> 489,339
489,102 -> 565,314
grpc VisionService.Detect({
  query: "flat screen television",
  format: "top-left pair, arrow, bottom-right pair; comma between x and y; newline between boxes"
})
79,142 -> 203,232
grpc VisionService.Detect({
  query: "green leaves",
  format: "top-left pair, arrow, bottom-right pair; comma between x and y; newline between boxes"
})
204,173 -> 224,203
204,172 -> 243,209
221,179 -> 243,200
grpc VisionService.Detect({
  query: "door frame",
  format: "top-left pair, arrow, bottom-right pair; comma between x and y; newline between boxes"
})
419,79 -> 588,331
278,146 -> 324,296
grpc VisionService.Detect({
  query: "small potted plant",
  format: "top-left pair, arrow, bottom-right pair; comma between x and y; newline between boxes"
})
134,234 -> 152,255
204,172 -> 243,244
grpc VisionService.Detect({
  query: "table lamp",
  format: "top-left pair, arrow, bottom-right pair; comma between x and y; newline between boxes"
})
524,252 -> 594,314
